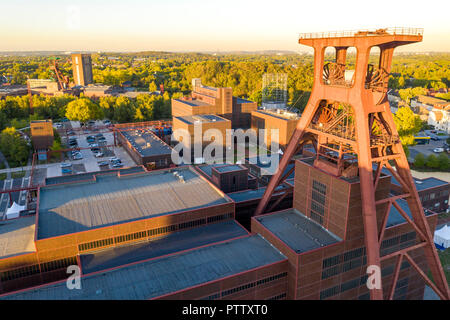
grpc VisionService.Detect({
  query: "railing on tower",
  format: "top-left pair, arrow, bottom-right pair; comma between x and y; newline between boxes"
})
299,27 -> 424,39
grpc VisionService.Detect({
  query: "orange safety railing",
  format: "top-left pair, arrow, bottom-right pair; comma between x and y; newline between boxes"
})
299,27 -> 424,39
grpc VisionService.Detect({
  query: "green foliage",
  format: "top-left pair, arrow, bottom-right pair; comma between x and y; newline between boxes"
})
398,87 -> 427,104
65,98 -> 103,122
393,107 -> 422,146
425,154 -> 440,169
436,93 -> 450,101
437,154 -> 450,171
0,127 -> 30,167
414,153 -> 426,167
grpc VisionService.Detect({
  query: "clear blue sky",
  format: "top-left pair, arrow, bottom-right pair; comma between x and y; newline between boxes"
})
1,0 -> 449,52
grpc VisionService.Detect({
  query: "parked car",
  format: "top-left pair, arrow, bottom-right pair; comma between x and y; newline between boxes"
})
433,147 -> 444,153
61,168 -> 72,174
73,153 -> 83,160
95,133 -> 104,138
98,161 -> 109,166
111,163 -> 123,168
95,152 -> 104,158
89,143 -> 99,148
60,162 -> 72,168
109,157 -> 120,162
67,130 -> 75,135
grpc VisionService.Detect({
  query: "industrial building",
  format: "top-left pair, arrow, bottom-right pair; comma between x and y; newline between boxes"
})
251,109 -> 300,150
30,120 -> 54,151
71,54 -> 93,86
172,114 -> 231,162
0,29 -> 447,301
0,166 -> 290,300
117,128 -> 173,169
172,79 -> 257,129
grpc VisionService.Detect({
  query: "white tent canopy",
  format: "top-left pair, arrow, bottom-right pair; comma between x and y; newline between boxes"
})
6,202 -> 25,220
434,224 -> 450,249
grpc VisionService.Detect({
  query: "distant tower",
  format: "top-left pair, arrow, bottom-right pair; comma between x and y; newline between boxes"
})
71,53 -> 93,86
262,73 -> 288,109
256,28 -> 450,300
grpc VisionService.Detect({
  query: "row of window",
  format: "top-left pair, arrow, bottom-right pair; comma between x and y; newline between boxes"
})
320,274 -> 372,300
323,247 -> 366,269
78,213 -> 233,252
421,189 -> 449,202
1,257 -> 77,282
267,293 -> 287,300
200,272 -> 288,300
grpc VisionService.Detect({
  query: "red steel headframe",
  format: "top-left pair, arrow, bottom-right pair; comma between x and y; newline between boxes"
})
255,28 -> 450,300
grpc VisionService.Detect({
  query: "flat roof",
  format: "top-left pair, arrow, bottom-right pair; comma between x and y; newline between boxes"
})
386,198 -> 435,228
3,234 -> 286,300
246,155 -> 295,178
174,99 -> 211,107
80,220 -> 248,274
120,129 -> 172,157
253,109 -> 300,121
175,114 -> 228,125
227,185 -> 288,203
255,209 -> 341,253
235,97 -> 253,104
45,167 -> 146,186
0,217 -> 36,259
213,164 -> 246,173
37,167 -> 230,240
380,167 -> 448,190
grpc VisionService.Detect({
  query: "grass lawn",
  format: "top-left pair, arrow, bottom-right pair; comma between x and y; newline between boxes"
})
11,171 -> 26,179
438,248 -> 450,285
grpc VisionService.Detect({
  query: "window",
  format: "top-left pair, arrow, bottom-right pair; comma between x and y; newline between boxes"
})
323,255 -> 341,268
310,180 -> 327,225
320,286 -> 340,300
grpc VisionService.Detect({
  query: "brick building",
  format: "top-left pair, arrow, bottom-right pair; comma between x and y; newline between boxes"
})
171,79 -> 257,129
251,109 -> 300,150
117,128 -> 173,169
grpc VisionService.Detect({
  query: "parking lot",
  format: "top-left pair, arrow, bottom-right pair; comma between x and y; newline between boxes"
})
46,122 -> 136,178
0,176 -> 30,219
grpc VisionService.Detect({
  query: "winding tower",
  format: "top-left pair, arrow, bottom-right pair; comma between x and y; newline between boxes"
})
255,28 -> 450,300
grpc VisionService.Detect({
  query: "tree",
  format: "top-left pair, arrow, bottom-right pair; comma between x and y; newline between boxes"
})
0,127 -> 30,167
393,107 -> 422,146
114,96 -> 136,123
437,153 -> 450,171
414,153 -> 426,168
425,154 -> 440,169
65,98 -> 103,122
149,82 -> 158,92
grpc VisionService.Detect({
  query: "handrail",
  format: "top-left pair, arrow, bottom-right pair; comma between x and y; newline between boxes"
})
299,27 -> 424,39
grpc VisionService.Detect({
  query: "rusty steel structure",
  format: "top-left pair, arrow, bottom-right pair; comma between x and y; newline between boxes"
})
255,28 -> 450,300
49,57 -> 70,91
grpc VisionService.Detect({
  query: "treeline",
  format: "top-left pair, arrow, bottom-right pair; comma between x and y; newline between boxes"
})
414,153 -> 450,171
0,93 -> 176,131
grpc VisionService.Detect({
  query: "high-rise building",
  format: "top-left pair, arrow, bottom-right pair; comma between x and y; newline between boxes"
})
71,53 -> 93,86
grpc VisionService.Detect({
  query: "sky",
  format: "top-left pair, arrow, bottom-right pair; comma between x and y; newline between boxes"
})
1,0 -> 450,53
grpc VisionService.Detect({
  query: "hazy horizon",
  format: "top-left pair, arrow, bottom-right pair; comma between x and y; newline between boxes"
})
2,0 -> 450,53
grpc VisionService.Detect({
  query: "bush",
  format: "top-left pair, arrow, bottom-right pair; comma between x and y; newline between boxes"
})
414,153 -> 426,168
426,154 -> 440,169
437,154 -> 450,171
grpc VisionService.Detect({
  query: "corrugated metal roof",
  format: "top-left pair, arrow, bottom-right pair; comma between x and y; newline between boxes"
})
37,167 -> 229,239
3,235 -> 286,300
80,220 -> 248,274
255,209 -> 341,253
